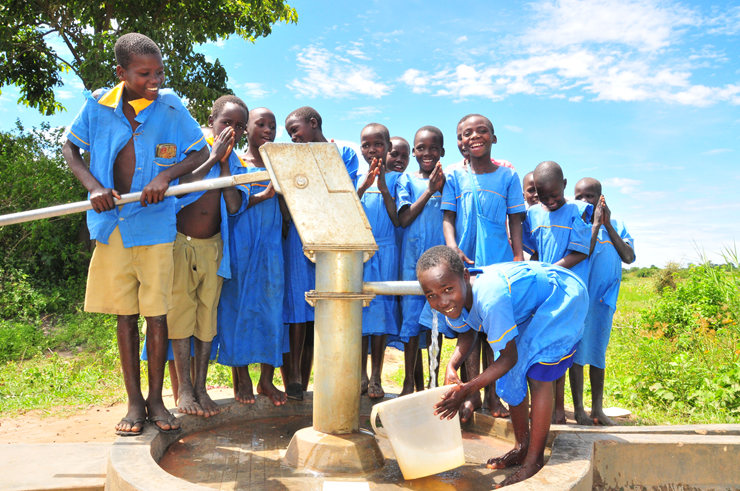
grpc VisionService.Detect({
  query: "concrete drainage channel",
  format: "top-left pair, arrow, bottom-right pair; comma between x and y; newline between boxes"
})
99,396 -> 740,491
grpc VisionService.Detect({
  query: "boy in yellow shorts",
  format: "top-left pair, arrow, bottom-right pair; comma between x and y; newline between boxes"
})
63,33 -> 208,435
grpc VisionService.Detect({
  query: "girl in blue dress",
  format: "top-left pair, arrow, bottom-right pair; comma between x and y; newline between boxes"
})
418,246 -> 587,489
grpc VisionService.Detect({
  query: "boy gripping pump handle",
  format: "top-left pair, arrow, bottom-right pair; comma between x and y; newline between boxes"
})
0,171 -> 268,227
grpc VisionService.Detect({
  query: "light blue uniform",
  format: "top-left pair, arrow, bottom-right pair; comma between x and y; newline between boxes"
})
358,172 -> 401,337
574,220 -> 634,368
442,262 -> 588,406
218,167 -> 285,368
523,201 -> 593,285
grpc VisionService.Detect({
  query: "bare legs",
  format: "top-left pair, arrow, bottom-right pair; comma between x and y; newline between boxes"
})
114,315 -> 147,434
143,315 -> 179,431
286,322 -> 307,400
552,375 -> 567,424
483,342 -> 509,418
362,335 -> 387,398
400,334 -> 420,396
570,364 -> 614,426
171,337 -> 219,417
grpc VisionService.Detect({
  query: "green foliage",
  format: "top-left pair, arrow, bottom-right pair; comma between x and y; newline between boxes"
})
654,260 -> 679,294
0,0 -> 298,122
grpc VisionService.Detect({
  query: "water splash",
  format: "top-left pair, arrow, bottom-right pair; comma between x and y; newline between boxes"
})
429,311 -> 439,389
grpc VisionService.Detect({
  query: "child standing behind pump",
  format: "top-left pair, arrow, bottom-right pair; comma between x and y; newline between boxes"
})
523,161 -> 592,424
62,33 -> 209,435
440,114 -> 525,421
395,127 -> 446,396
217,107 -> 288,407
571,178 -> 635,426
357,123 -> 401,399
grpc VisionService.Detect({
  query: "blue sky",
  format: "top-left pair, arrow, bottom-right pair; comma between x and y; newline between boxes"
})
1,0 -> 738,267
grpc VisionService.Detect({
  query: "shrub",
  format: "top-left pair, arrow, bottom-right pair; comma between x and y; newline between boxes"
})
654,261 -> 679,294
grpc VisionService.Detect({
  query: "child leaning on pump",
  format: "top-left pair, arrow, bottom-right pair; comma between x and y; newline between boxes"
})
62,33 -> 209,435
418,246 -> 587,489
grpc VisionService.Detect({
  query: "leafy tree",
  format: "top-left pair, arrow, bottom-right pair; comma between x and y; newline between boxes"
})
0,0 -> 297,122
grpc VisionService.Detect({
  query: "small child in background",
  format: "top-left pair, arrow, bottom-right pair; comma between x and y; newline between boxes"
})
357,123 -> 401,399
395,126 -> 446,396
441,114 -> 525,420
523,160 -> 592,424
282,106 -> 361,400
571,178 -> 635,425
522,171 -> 539,208
420,246 -> 587,488
217,107 -> 288,407
386,136 -> 410,173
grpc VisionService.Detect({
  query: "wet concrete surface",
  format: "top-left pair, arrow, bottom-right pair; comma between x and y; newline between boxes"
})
158,414 -> 526,490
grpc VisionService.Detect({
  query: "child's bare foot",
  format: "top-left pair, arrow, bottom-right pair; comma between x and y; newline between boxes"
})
361,374 -> 369,395
114,405 -> 146,435
551,407 -> 566,424
486,444 -> 528,470
235,371 -> 256,404
494,461 -> 543,488
590,409 -> 615,426
460,392 -> 482,423
147,401 -> 181,432
487,393 -> 510,418
257,380 -> 287,406
574,408 -> 596,426
195,387 -> 220,417
367,379 -> 385,399
399,379 -> 415,397
177,387 -> 204,416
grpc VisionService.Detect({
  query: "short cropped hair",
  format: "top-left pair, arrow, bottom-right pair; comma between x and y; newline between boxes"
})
211,95 -> 249,119
533,161 -> 564,187
416,245 -> 465,280
457,114 -> 494,134
577,177 -> 602,195
286,106 -> 322,130
390,136 -> 409,148
114,33 -> 161,69
362,123 -> 391,145
415,125 -> 444,147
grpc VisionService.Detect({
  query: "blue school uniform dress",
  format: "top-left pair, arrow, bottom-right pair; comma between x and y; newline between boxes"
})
283,145 -> 359,325
217,166 -> 285,368
444,262 -> 588,406
66,83 -> 206,246
358,171 -> 401,337
395,174 -> 445,342
523,201 -> 593,284
574,220 -> 634,369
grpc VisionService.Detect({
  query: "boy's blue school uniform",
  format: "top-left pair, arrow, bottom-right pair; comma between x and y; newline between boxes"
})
395,173 -> 445,342
358,171 -> 401,337
443,262 -> 588,406
523,201 -> 593,284
283,145 -> 359,324
441,166 -> 525,266
66,83 -> 206,247
218,167 -> 285,368
574,220 -> 634,369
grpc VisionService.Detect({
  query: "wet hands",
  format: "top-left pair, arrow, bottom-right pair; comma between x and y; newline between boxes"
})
212,126 -> 235,164
434,380 -> 467,420
90,186 -> 121,213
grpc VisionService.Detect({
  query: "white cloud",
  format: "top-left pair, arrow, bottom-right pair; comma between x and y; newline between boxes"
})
603,177 -> 642,194
703,148 -> 733,155
233,82 -> 271,99
456,36 -> 468,44
288,46 -> 391,99
341,106 -> 381,120
504,125 -> 523,133
398,69 -> 430,94
569,95 -> 583,102
706,6 -> 740,36
56,90 -> 74,100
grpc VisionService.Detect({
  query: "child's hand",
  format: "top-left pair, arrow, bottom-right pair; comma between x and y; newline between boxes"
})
433,383 -> 467,420
358,158 -> 381,194
89,186 -> 121,213
600,196 -> 611,223
453,246 -> 474,265
140,174 -> 170,207
376,159 -> 389,192
260,182 -> 276,200
212,126 -> 235,164
429,162 -> 445,194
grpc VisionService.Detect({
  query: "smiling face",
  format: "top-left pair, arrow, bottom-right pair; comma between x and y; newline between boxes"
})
117,53 -> 165,101
460,116 -> 497,160
418,264 -> 470,320
360,128 -> 390,165
523,173 -> 539,207
209,102 -> 249,146
386,137 -> 410,172
284,115 -> 319,143
536,177 -> 567,212
574,179 -> 601,207
247,108 -> 276,149
413,130 -> 445,173
457,124 -> 470,160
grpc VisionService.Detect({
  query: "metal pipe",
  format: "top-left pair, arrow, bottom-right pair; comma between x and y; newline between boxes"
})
312,250 -> 365,435
363,281 -> 423,296
0,171 -> 269,227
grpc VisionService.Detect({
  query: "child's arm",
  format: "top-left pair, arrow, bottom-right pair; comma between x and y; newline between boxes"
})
356,158 -> 381,199
181,127 -> 235,184
600,196 -> 635,264
220,162 -> 243,216
398,163 -> 445,228
247,182 -> 276,209
554,251 -> 587,270
63,140 -> 121,213
435,336 -> 518,420
139,146 -> 209,207
377,164 -> 400,227
443,210 -> 474,265
508,213 -> 524,261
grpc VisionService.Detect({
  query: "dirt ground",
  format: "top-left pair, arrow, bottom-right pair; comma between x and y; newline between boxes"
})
0,348 -> 407,444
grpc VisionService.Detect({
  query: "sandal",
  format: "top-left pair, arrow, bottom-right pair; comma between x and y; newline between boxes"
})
114,417 -> 145,436
286,383 -> 304,401
149,413 -> 182,434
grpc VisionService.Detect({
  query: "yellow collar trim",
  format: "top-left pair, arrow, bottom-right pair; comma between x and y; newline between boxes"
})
206,133 -> 246,167
97,82 -> 154,115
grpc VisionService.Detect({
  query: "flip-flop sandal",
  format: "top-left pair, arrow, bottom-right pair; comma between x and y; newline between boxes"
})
114,417 -> 145,436
149,413 -> 182,434
286,383 -> 304,401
